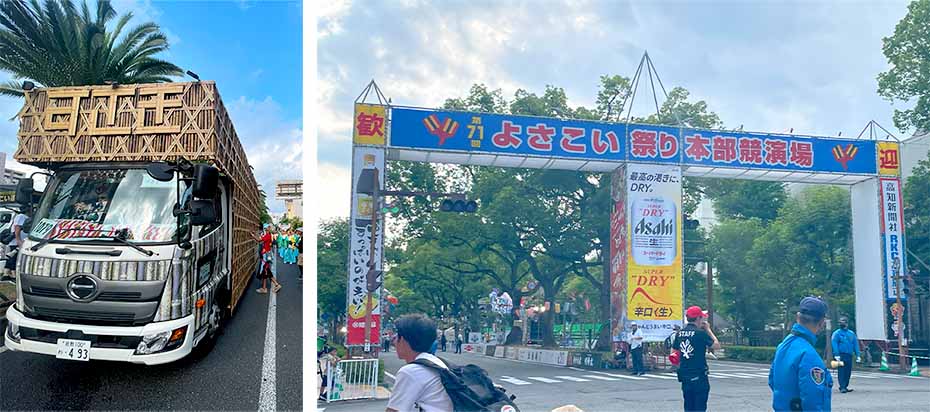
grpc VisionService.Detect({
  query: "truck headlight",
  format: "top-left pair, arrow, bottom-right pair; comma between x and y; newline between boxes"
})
6,322 -> 20,343
135,326 -> 187,355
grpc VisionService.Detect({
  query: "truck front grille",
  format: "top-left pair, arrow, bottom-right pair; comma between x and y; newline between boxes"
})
19,327 -> 142,349
32,307 -> 140,326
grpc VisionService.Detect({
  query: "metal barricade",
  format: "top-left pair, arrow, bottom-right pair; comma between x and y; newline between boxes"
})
324,358 -> 380,403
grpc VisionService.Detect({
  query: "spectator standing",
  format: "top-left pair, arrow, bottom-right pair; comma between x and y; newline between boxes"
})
627,322 -> 645,375
673,306 -> 721,412
455,333 -> 463,354
386,314 -> 454,412
2,212 -> 26,276
440,332 -> 448,352
769,296 -> 833,412
831,317 -> 860,393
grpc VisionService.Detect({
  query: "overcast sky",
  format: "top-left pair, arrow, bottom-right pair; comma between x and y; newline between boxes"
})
0,0 -> 302,214
318,0 -> 914,220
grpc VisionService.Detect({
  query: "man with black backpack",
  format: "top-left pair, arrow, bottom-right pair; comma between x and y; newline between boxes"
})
388,314 -> 518,412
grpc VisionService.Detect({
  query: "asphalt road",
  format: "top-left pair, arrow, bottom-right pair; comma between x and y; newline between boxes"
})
320,351 -> 930,412
1,253 -> 303,411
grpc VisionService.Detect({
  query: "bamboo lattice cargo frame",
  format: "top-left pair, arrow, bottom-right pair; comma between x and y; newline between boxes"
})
14,81 -> 261,311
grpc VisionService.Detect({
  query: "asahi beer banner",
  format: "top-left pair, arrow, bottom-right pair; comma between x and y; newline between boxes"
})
879,178 -> 907,301
609,166 -> 629,342
346,147 -> 385,345
626,164 -> 683,340
390,107 -> 879,175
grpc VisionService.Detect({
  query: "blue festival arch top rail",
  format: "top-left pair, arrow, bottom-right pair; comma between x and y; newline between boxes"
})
346,95 -> 907,353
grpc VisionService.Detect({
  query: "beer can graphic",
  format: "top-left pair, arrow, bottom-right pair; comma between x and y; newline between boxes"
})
631,196 -> 677,265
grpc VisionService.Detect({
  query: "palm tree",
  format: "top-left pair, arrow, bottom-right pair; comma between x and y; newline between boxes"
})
0,0 -> 183,96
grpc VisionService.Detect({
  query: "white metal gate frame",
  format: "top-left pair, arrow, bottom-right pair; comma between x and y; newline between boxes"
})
324,358 -> 380,403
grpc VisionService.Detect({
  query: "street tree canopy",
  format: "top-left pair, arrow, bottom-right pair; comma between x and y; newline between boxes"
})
0,0 -> 183,96
877,0 -> 930,133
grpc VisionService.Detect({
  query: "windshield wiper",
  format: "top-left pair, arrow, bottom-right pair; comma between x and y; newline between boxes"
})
30,228 -> 155,256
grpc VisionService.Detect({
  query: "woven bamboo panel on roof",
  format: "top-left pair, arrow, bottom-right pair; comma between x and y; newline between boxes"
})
14,81 -> 261,311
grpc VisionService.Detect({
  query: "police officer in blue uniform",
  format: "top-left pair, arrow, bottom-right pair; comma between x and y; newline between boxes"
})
831,317 -> 860,393
769,296 -> 833,411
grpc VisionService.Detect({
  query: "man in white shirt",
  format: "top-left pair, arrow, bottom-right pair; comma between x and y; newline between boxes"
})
3,212 -> 26,276
386,314 -> 454,412
627,322 -> 645,375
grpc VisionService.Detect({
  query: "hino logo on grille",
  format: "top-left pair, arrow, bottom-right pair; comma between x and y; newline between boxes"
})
67,274 -> 100,302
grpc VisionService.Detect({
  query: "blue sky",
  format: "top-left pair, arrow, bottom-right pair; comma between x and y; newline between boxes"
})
1,0 -> 302,213
317,0 -> 915,219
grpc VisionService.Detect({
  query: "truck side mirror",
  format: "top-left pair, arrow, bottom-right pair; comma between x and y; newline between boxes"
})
15,178 -> 34,205
192,164 -> 219,199
146,162 -> 175,182
189,200 -> 219,226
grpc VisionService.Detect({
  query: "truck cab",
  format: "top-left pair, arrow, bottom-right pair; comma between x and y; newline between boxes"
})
5,161 -> 234,365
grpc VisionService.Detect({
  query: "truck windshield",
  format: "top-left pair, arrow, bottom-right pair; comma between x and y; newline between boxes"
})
30,169 -> 179,243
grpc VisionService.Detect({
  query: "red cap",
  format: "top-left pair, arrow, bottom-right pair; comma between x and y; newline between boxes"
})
686,306 -> 708,319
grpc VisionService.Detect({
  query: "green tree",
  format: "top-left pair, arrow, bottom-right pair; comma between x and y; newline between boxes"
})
903,151 -> 929,296
317,218 -> 348,339
0,0 -> 183,96
709,218 -> 773,337
877,0 -> 930,133
699,180 -> 787,223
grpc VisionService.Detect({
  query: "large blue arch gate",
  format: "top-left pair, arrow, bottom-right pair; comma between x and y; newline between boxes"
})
344,98 -> 909,359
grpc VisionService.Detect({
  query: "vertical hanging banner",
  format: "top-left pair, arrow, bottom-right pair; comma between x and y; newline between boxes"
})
876,141 -> 900,176
626,164 -> 683,341
346,146 -> 385,345
353,103 -> 388,145
879,178 -> 906,301
609,166 -> 629,344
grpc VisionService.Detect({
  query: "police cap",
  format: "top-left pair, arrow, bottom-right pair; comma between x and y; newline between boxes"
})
799,296 -> 828,319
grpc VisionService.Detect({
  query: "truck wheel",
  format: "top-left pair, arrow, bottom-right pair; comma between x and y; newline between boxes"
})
207,287 -> 230,341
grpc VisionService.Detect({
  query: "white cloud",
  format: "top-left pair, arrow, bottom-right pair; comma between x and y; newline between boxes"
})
227,96 -> 303,214
318,0 -> 352,39
317,162 -> 351,220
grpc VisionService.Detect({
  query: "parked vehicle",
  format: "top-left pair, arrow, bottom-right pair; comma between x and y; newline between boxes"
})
4,82 -> 261,364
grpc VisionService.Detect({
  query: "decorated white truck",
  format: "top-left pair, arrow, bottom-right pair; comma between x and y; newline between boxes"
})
4,81 -> 261,364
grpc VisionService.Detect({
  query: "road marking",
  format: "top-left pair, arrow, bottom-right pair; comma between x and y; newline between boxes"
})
591,371 -> 648,380
641,374 -> 678,380
727,373 -> 765,378
527,377 -> 562,383
385,371 -> 396,381
258,258 -> 278,412
568,367 -> 587,372
712,372 -> 752,378
554,375 -> 591,382
499,376 -> 532,385
582,374 -> 619,381
708,373 -> 735,379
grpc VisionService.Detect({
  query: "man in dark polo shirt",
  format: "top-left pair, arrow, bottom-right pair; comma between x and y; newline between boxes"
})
673,306 -> 721,412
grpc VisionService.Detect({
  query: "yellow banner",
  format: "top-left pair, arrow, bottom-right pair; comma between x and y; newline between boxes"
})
626,165 -> 683,328
353,103 -> 387,145
877,141 -> 900,176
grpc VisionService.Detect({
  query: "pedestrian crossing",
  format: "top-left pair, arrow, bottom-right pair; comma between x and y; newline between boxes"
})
494,369 -> 921,387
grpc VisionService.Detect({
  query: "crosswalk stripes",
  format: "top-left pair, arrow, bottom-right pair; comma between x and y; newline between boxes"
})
591,371 -> 649,380
527,377 -> 562,383
499,376 -> 532,385
582,374 -> 620,381
492,369 -> 925,388
554,376 -> 592,382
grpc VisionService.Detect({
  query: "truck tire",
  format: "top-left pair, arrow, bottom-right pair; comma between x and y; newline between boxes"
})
207,285 -> 231,341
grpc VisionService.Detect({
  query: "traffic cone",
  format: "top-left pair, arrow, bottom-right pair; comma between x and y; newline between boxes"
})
909,357 -> 921,377
880,352 -> 890,371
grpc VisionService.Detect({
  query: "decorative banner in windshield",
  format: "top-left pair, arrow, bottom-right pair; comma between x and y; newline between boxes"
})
389,107 -> 880,175
32,218 -> 175,242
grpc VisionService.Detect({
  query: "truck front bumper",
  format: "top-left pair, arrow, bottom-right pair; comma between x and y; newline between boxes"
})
4,306 -> 194,365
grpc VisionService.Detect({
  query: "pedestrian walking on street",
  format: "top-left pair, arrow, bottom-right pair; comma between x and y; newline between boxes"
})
455,333 -> 463,354
251,225 -> 282,294
386,314 -> 454,412
627,322 -> 645,375
831,317 -> 860,393
672,306 -> 721,412
769,296 -> 833,411
440,333 -> 447,352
